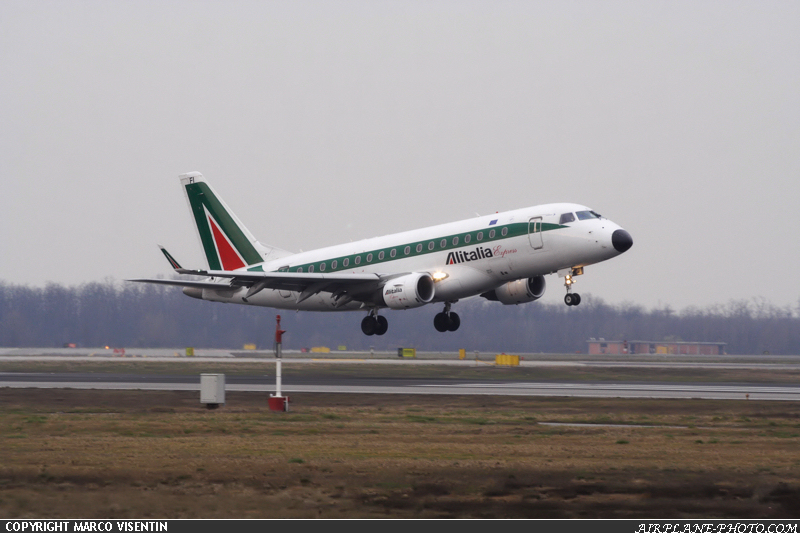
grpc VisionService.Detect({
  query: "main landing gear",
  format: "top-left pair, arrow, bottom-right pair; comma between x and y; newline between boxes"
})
563,270 -> 582,306
361,310 -> 388,336
434,302 -> 460,332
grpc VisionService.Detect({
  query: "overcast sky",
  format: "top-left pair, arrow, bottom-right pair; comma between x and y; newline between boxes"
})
2,1 -> 798,312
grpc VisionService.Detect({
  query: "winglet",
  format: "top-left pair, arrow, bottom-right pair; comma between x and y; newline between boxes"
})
158,245 -> 183,271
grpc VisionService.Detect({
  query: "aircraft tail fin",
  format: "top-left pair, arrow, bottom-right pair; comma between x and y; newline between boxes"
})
179,172 -> 290,270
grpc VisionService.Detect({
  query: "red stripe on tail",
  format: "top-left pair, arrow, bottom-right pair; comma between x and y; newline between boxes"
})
208,216 -> 247,270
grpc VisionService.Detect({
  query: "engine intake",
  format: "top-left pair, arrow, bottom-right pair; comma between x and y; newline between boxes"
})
481,275 -> 546,305
381,272 -> 435,309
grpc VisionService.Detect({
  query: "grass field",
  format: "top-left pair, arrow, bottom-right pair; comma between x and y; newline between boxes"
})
2,389 -> 800,517
2,360 -> 800,518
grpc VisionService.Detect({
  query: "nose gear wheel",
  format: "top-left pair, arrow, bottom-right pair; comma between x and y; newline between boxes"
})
563,271 -> 582,306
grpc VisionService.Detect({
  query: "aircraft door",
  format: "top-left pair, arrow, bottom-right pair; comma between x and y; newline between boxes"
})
528,217 -> 544,250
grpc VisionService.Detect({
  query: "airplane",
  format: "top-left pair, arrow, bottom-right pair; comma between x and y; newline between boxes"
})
130,172 -> 633,336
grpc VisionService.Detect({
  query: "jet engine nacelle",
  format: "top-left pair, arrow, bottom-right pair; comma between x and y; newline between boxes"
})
381,272 -> 435,309
483,275 -> 546,305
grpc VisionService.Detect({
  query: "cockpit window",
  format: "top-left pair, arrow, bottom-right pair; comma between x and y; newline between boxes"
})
576,210 -> 601,220
559,212 -> 575,224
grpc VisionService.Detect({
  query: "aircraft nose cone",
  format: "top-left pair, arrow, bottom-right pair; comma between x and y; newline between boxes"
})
612,229 -> 633,253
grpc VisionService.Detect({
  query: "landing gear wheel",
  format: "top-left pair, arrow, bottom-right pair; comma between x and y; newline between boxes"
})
361,316 -> 377,336
375,315 -> 388,336
434,312 -> 450,332
434,312 -> 461,332
573,293 -> 581,306
564,293 -> 582,306
447,312 -> 460,332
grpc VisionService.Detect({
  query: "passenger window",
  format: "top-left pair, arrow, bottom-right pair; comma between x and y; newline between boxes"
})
428,242 -> 435,250
297,267 -> 303,273
489,229 -> 495,239
440,239 -> 447,248
404,246 -> 411,255
308,265 -> 314,273
416,243 -> 423,253
464,234 -> 471,244
452,236 -> 459,246
477,232 -> 483,241
355,256 -> 361,265
378,251 -> 384,261
319,263 -> 326,272
343,258 -> 349,267
501,227 -> 508,236
366,253 -> 373,263
559,213 -> 576,224
331,260 -> 337,269
390,249 -> 396,258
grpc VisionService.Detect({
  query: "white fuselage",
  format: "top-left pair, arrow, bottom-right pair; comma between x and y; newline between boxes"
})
196,203 -> 627,311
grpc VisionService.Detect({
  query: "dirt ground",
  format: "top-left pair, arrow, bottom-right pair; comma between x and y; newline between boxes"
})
2,387 -> 800,518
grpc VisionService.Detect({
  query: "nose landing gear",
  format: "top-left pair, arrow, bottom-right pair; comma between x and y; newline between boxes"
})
361,310 -> 388,336
563,270 -> 582,306
434,302 -> 460,332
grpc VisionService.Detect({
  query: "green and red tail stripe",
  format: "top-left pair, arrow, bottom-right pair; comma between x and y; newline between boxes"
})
180,173 -> 263,271
205,207 -> 247,271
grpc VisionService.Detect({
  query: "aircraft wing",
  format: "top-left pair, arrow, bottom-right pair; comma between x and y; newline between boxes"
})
131,269 -> 395,306
177,268 -> 380,282
128,278 -> 237,291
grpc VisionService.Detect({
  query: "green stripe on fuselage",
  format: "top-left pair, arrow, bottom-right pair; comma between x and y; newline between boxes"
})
247,221 -> 565,274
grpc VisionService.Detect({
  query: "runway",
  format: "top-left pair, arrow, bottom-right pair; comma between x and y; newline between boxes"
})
2,348 -> 799,401
3,347 -> 800,370
2,371 -> 799,401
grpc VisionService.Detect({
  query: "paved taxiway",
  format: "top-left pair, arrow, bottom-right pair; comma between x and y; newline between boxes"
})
3,347 -> 800,369
2,372 -> 800,402
2,349 -> 799,401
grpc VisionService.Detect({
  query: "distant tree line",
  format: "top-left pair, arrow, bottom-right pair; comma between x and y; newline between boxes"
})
1,280 -> 798,355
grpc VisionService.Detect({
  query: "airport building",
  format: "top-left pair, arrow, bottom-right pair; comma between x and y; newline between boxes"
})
587,339 -> 727,355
